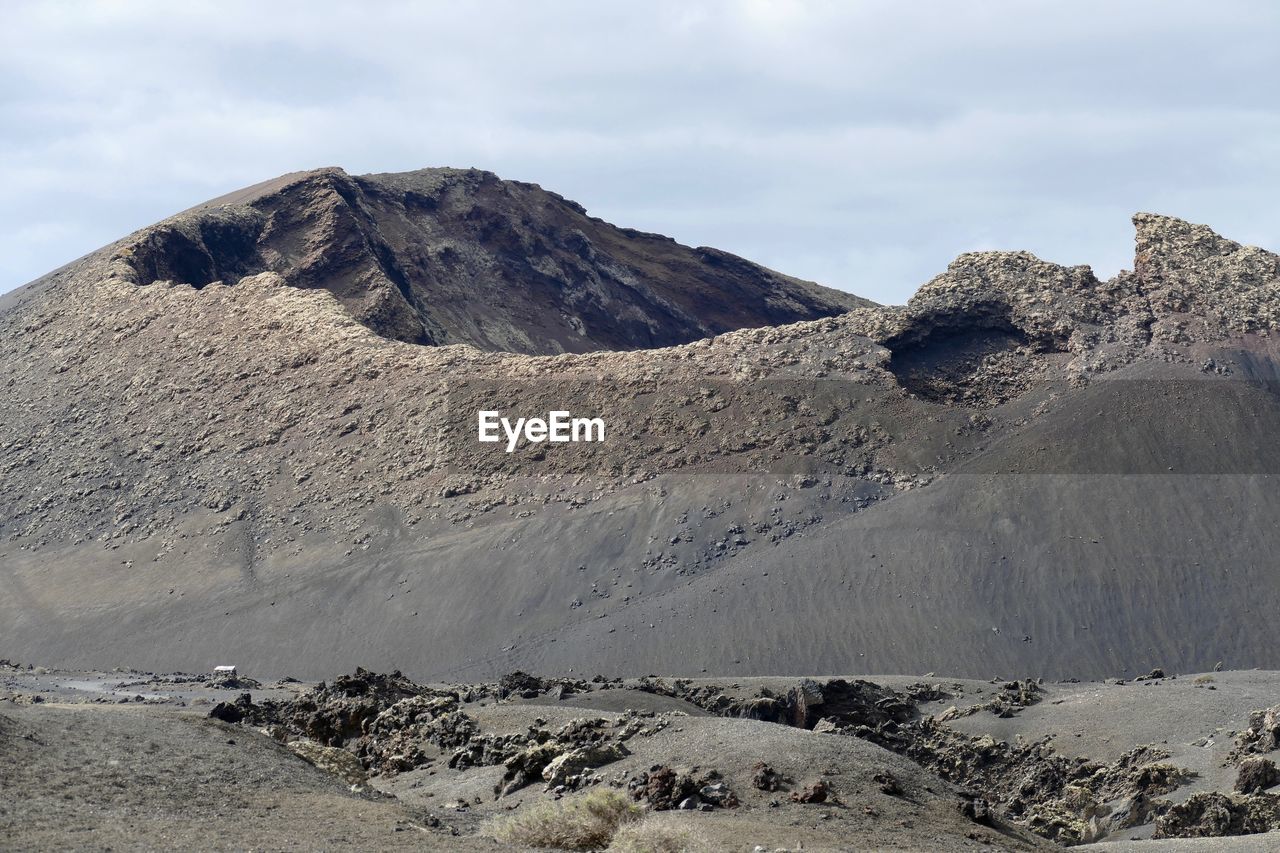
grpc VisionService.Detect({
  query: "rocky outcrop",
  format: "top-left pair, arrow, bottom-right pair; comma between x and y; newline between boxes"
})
750,762 -> 788,791
790,780 -> 832,804
110,167 -> 870,354
782,678 -> 914,730
670,676 -> 1197,845
1154,791 -> 1280,839
627,765 -> 738,811
1233,705 -> 1280,758
286,739 -> 369,786
208,670 -> 682,797
209,669 -> 472,776
494,671 -> 590,701
1133,212 -> 1280,332
869,212 -> 1280,403
541,742 -> 630,787
1235,757 -> 1279,795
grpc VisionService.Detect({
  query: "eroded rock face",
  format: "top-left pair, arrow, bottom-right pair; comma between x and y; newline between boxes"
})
1235,757 -> 1279,795
880,252 -> 1092,405
210,669 -> 471,775
112,167 -> 870,354
783,678 -> 914,730
286,739 -> 369,787
1234,705 -> 1280,758
874,212 -> 1280,403
1133,212 -> 1280,330
1154,791 -> 1280,839
541,742 -> 630,787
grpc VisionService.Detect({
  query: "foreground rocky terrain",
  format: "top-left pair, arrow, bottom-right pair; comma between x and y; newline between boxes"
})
4,660 -> 1280,850
2,167 -> 1279,683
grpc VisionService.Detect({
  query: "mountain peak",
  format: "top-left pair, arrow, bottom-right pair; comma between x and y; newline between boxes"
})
106,167 -> 870,354
1130,212 -> 1280,328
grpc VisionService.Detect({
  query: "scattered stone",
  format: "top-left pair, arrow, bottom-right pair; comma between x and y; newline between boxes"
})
958,794 -> 993,826
874,772 -> 903,796
627,765 -> 735,811
751,762 -> 787,792
699,781 -> 739,808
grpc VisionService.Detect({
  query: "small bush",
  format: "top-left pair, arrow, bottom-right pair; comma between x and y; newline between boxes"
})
607,815 -> 714,852
485,788 -> 642,850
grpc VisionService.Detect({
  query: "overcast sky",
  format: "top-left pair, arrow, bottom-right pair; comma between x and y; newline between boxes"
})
3,1 -> 1278,303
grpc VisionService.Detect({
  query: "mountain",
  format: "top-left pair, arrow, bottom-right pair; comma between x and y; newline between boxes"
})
2,170 -> 1279,684
110,166 -> 870,353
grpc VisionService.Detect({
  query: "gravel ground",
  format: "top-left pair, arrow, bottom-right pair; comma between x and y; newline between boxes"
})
0,702 -> 500,851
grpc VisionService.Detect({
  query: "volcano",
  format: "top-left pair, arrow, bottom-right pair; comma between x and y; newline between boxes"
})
1,171 -> 1279,686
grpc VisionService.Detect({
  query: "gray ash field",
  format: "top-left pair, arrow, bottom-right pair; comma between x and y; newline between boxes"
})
3,168 -> 1280,849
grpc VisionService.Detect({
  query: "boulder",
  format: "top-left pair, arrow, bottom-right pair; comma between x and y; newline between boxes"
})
499,743 -> 564,796
629,765 -> 699,810
208,692 -> 256,724
699,781 -> 739,808
1235,757 -> 1279,795
1236,705 -> 1280,755
287,739 -> 369,786
751,762 -> 787,792
541,742 -> 629,787
791,780 -> 830,804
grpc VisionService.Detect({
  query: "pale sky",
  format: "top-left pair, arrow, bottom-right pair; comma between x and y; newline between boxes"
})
3,0 -> 1278,303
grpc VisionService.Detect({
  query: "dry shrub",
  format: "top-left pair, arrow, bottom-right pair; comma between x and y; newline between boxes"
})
607,815 -> 714,852
485,788 -> 641,850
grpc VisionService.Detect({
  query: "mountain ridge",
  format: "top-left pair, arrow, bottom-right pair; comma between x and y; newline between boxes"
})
100,166 -> 872,353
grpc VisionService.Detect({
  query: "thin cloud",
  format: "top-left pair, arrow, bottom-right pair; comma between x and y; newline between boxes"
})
2,0 -> 1278,303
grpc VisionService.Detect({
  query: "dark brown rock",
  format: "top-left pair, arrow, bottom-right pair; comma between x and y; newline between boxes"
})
790,780 -> 831,804
751,762 -> 787,792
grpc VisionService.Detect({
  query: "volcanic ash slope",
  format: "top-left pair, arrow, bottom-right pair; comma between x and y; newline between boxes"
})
1,168 -> 1279,681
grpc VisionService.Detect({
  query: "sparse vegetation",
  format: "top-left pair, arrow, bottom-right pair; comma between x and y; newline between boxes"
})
607,816 -> 714,852
484,788 -> 642,850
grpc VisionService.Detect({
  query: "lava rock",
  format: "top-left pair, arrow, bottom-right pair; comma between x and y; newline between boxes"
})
1235,757 -> 1280,795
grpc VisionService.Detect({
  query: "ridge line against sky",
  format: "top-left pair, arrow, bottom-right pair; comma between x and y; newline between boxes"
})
2,0 -> 1278,304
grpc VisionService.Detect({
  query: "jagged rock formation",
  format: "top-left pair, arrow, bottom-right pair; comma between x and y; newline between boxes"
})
193,667 -> 1280,845
2,169 -> 1280,682
111,167 -> 869,353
